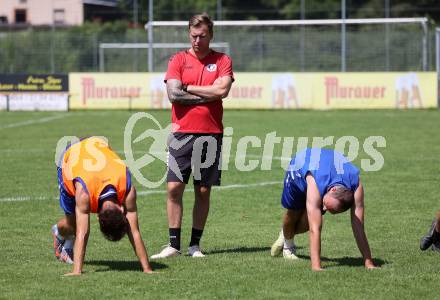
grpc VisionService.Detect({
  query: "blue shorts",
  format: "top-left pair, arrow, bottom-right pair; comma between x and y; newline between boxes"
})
281,174 -> 307,210
57,167 -> 75,215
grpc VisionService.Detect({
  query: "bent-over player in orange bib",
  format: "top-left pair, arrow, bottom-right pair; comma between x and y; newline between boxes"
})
51,137 -> 153,275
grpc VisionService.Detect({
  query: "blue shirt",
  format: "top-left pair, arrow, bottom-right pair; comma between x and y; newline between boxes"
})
281,148 -> 359,210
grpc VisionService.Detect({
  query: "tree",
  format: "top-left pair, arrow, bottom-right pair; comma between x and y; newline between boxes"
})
116,0 -> 440,23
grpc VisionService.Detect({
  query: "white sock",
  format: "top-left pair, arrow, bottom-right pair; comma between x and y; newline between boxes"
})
280,229 -> 293,246
278,229 -> 284,240
52,224 -> 65,241
284,238 -> 294,249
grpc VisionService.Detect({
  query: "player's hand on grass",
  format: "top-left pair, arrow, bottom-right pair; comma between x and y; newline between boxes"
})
312,265 -> 325,272
63,272 -> 81,276
312,267 -> 325,272
365,259 -> 379,269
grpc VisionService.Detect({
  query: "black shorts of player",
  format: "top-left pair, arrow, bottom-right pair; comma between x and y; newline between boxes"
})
167,132 -> 223,186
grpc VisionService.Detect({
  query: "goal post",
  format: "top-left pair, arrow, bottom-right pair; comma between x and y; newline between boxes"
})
437,27 -> 440,107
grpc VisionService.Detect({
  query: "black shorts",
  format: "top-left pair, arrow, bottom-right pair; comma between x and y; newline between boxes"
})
167,133 -> 223,186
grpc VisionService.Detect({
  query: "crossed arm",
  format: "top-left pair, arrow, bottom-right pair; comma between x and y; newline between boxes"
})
166,76 -> 233,105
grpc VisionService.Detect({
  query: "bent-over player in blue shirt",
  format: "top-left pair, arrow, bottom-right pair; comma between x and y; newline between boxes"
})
270,148 -> 377,271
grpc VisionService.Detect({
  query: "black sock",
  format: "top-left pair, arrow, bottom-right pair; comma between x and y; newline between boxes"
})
169,228 -> 181,251
189,228 -> 204,247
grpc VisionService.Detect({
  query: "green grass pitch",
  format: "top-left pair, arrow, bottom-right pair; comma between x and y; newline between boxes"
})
0,109 -> 439,299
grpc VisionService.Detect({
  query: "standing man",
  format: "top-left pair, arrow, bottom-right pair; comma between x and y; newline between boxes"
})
270,148 -> 377,271
151,13 -> 234,259
51,137 -> 153,275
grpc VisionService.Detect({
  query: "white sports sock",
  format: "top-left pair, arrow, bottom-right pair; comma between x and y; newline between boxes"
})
280,228 -> 295,248
278,229 -> 284,239
284,238 -> 294,249
281,229 -> 294,246
52,224 -> 65,241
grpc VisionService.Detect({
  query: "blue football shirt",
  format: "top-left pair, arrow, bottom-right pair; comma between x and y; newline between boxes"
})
281,148 -> 359,210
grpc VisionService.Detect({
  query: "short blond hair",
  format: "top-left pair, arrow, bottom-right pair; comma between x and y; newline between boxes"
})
188,13 -> 214,36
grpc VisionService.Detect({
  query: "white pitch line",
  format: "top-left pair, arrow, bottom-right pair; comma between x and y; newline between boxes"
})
237,154 -> 291,161
137,181 -> 281,196
0,114 -> 69,130
0,148 -> 48,153
0,111 -> 113,131
0,196 -> 50,202
0,181 -> 282,202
